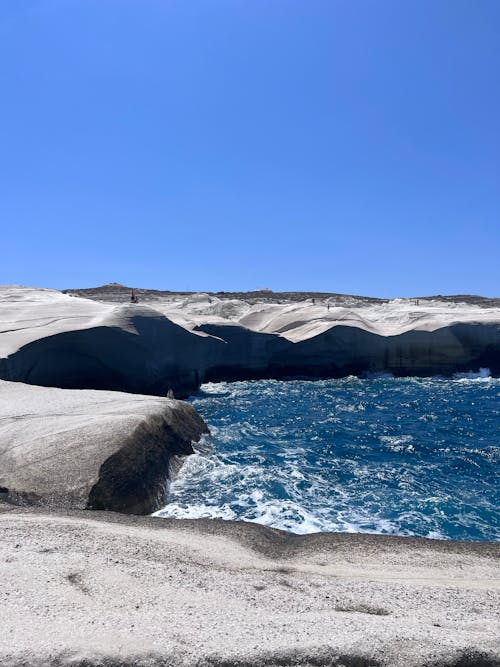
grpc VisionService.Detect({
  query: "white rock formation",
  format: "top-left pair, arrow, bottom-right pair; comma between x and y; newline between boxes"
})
0,380 -> 208,513
1,285 -> 499,394
0,286 -> 224,396
156,293 -> 500,338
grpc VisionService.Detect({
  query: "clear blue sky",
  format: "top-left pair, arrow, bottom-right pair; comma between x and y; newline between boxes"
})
1,1 -> 499,297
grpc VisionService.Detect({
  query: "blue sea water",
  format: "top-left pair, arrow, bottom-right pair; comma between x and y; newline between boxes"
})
156,374 -> 500,541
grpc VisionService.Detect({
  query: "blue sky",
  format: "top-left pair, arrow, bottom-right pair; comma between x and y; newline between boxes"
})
1,1 -> 499,297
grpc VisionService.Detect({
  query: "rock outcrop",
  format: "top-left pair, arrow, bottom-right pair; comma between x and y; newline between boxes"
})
0,380 -> 208,513
0,286 -> 225,397
270,322 -> 500,377
122,291 -> 500,379
195,322 -> 289,381
1,286 -> 499,396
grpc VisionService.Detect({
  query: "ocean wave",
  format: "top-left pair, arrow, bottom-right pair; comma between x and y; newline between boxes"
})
155,378 -> 500,541
453,367 -> 491,381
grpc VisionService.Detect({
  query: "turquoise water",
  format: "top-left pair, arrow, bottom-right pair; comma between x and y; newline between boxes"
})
157,375 -> 500,541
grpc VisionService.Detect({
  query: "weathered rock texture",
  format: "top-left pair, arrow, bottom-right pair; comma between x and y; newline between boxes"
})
0,286 -> 224,397
1,285 -> 500,396
0,506 -> 499,666
0,381 -> 208,513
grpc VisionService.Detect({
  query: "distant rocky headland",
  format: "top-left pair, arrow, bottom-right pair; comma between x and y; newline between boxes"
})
63,282 -> 500,307
0,283 -> 499,398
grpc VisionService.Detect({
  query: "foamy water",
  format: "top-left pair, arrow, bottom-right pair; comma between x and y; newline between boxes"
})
156,374 -> 500,541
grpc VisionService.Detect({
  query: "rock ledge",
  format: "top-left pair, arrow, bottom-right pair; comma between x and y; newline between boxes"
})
0,381 -> 208,514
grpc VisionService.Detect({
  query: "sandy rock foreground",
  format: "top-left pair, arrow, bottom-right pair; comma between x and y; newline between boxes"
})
0,505 -> 498,667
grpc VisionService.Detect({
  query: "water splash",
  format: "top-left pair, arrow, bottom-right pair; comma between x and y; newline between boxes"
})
155,377 -> 500,541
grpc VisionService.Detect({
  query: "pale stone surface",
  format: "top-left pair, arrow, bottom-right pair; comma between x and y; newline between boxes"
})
1,286 -> 500,394
0,506 -> 498,666
143,291 -> 500,338
0,381 -> 208,513
82,288 -> 500,378
0,286 -> 224,396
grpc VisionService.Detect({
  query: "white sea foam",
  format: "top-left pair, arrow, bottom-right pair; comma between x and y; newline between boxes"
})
156,502 -> 238,521
155,378 -> 499,540
426,530 -> 447,540
453,367 -> 491,380
379,435 -> 414,453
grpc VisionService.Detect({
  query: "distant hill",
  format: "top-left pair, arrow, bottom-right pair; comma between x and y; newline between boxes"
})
63,283 -> 500,307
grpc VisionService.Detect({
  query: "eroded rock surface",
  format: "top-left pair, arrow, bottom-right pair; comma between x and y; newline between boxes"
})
0,286 -> 224,397
0,507 -> 499,666
0,381 -> 208,513
1,285 -> 499,396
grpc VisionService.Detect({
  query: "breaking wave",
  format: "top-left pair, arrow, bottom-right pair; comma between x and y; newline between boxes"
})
155,376 -> 500,541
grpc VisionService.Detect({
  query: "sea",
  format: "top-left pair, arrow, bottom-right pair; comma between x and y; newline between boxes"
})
156,372 -> 500,542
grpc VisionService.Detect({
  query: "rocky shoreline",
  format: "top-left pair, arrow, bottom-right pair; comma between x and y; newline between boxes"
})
1,285 -> 500,397
1,284 -> 499,665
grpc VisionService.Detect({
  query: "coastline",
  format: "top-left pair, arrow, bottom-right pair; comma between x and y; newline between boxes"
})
1,286 -> 499,665
2,286 -> 500,398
